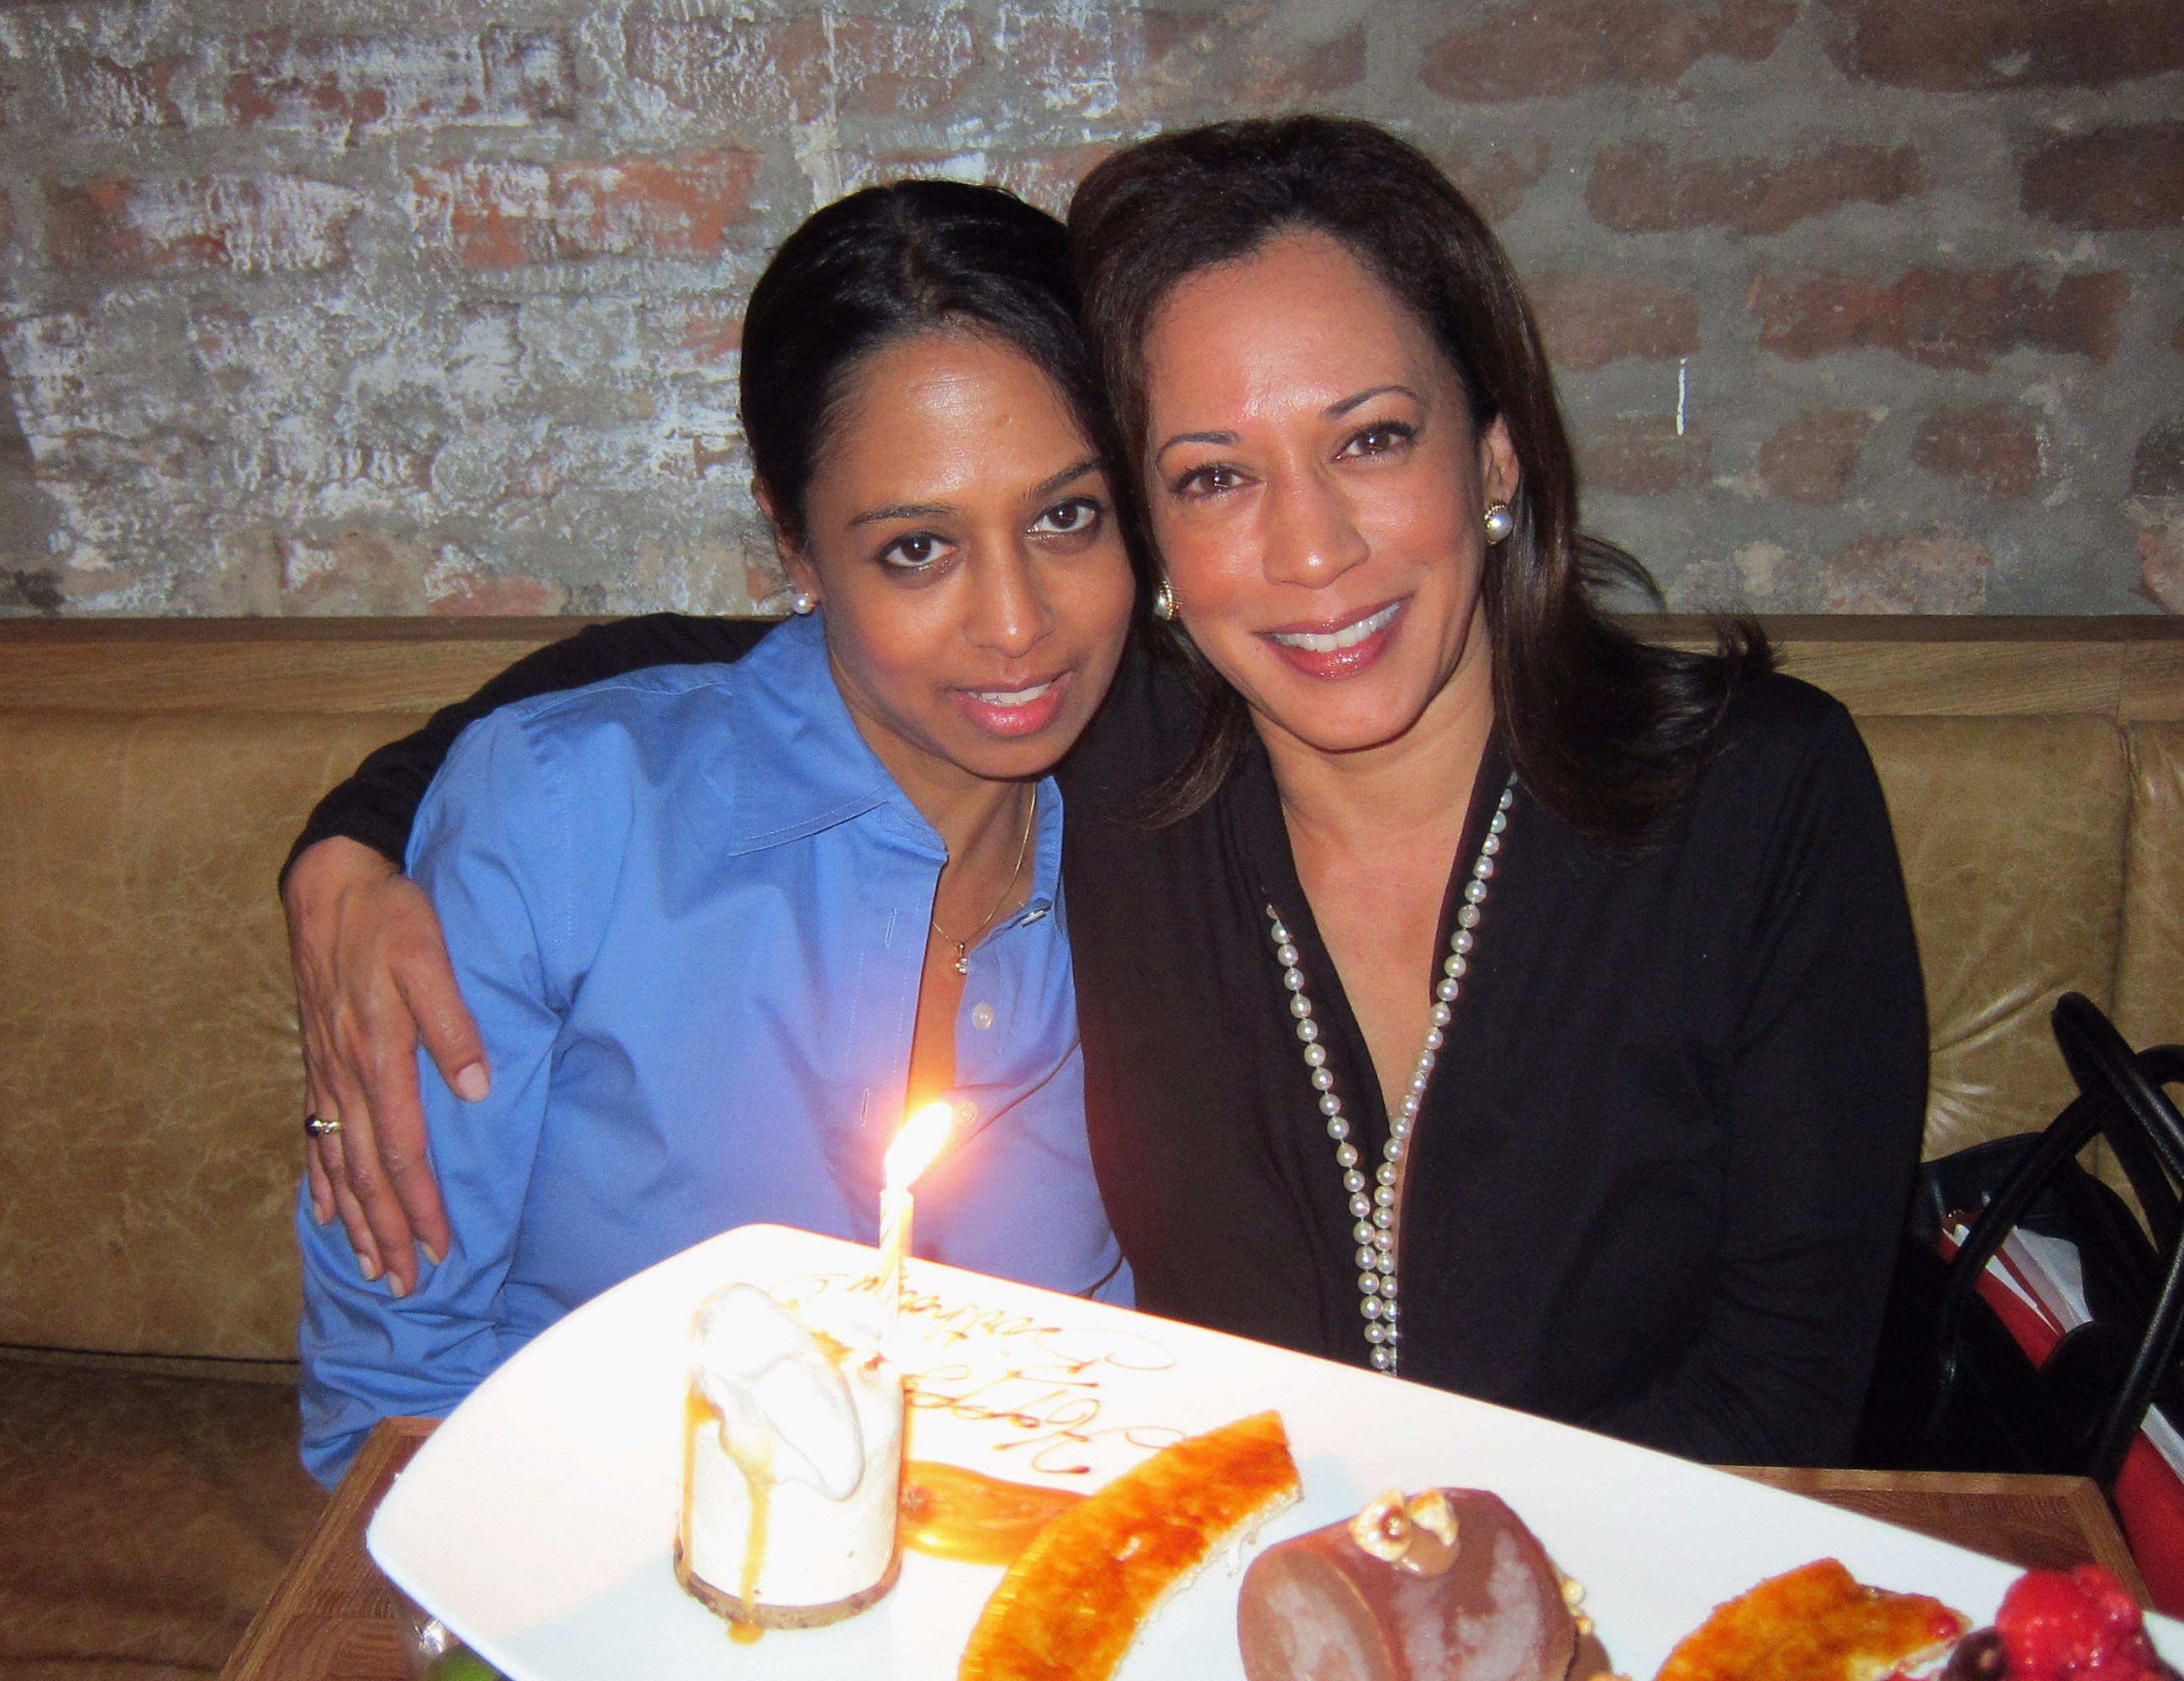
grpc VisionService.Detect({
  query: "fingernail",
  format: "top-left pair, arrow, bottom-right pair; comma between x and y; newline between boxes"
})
358,1253 -> 382,1283
386,1273 -> 409,1299
453,1063 -> 489,1102
313,1204 -> 331,1226
423,1242 -> 445,1267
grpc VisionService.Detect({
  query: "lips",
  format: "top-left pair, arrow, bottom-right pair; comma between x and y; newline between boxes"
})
1261,599 -> 1407,680
953,672 -> 1071,739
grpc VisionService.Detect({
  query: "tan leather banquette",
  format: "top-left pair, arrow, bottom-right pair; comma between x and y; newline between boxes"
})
0,614 -> 2180,1672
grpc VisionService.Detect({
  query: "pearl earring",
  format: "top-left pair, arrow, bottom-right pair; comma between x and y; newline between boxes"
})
790,589 -> 816,615
1482,502 -> 1515,544
1152,580 -> 1178,622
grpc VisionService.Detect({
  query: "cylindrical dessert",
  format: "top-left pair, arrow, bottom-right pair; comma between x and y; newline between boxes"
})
1238,1487 -> 1613,1681
676,1284 -> 904,1630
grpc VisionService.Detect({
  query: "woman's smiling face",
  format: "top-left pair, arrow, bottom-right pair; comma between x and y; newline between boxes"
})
1139,230 -> 1518,759
781,327 -> 1137,799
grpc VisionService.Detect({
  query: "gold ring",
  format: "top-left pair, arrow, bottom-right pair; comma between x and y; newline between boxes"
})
304,1113 -> 344,1141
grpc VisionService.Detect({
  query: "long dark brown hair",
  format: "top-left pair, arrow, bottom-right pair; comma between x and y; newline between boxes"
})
1068,116 -> 1768,844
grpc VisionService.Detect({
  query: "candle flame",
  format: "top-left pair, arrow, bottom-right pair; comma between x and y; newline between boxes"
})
885,1101 -> 955,1194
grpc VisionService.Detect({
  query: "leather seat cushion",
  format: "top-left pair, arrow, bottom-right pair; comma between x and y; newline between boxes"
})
0,1357 -> 325,1678
1858,716 -> 2129,1161
2118,723 -> 2184,1054
0,711 -> 427,1360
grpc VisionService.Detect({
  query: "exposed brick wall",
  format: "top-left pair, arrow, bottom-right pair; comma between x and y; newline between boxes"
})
0,0 -> 2178,617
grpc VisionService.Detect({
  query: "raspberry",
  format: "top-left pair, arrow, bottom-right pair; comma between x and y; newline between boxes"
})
1993,1567 -> 2165,1681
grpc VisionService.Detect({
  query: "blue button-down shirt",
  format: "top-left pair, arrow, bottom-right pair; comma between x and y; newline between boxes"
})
297,614 -> 1128,1485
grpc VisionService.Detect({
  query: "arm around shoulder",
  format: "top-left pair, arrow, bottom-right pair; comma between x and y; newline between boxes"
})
297,706 -> 591,1485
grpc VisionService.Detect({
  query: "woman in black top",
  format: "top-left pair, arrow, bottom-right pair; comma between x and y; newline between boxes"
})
284,119 -> 1924,1466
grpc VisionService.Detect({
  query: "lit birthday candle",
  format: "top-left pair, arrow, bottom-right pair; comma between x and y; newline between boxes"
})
875,1100 -> 955,1333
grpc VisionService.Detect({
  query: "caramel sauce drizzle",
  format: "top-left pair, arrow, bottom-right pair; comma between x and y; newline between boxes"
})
901,1461 -> 1085,1567
776,1272 -> 1183,1476
682,1384 -> 772,1646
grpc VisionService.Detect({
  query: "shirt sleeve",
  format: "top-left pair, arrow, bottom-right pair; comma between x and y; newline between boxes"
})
1583,699 -> 1929,1466
282,613 -> 769,883
295,704 -> 592,1486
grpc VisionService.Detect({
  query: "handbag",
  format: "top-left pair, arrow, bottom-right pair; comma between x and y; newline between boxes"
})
1855,993 -> 2184,1604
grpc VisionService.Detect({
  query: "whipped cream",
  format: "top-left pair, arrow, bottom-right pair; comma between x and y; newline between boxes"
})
692,1285 -> 866,1499
681,1284 -> 904,1620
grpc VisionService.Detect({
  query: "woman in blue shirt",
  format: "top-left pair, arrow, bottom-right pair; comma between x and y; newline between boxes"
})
297,182 -> 1142,1484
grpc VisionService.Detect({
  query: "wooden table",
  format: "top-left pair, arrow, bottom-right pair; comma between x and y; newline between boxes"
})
219,1418 -> 2151,1680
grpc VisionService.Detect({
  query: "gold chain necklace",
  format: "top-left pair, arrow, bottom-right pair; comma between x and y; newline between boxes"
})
929,788 -> 1038,978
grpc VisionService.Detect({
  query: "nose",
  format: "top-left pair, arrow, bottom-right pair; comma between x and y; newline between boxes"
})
966,540 -> 1055,661
1262,466 -> 1370,589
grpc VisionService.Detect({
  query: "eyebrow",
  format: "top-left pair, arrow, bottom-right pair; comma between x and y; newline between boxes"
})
1153,386 -> 1423,462
1328,383 -> 1419,417
847,456 -> 1104,527
1154,429 -> 1238,463
1029,456 -> 1103,500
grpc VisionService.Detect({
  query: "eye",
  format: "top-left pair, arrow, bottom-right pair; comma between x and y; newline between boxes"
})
1340,420 -> 1417,459
876,530 -> 952,572
1029,496 -> 1104,537
1171,462 -> 1247,498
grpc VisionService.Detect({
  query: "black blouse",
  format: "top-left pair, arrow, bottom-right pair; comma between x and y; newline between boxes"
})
296,614 -> 1927,1468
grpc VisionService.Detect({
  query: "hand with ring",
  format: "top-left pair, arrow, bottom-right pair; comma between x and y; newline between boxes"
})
285,836 -> 488,1297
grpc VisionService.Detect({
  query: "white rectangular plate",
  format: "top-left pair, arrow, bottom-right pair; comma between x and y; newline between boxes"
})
368,1223 -> 2175,1680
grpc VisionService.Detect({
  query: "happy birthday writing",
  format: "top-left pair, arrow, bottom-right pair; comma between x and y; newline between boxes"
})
776,1271 -> 1184,1476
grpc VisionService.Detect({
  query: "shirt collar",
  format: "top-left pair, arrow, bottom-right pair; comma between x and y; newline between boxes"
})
715,613 -> 1069,900
717,613 -> 898,856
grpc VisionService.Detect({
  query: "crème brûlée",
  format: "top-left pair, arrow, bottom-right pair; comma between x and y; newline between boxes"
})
959,1409 -> 1303,1681
675,1283 -> 904,1631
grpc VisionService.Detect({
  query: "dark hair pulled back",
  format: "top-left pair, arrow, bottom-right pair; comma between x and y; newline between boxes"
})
739,178 -> 1131,558
1068,117 -> 1767,845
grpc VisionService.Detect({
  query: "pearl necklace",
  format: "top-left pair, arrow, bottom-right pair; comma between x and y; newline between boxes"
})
1262,775 -> 1516,1375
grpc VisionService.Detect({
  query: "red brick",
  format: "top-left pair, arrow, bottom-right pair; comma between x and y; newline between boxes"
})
1911,404 -> 2042,498
683,306 -> 742,365
990,148 -> 1114,218
1824,529 -> 1992,613
276,534 -> 429,614
1824,0 -> 2184,90
1581,416 -> 1711,495
46,175 -> 361,274
816,16 -> 980,118
1588,140 -> 1923,235
1757,409 -> 1877,503
223,29 -> 575,140
1422,0 -> 1796,103
832,146 -> 1113,219
2019,124 -> 2184,231
2135,418 -> 2184,498
746,561 -> 790,609
1751,266 -> 2131,372
629,14 -> 976,124
411,152 -> 759,267
61,50 -> 185,129
1437,140 -> 1553,222
1529,274 -> 1699,372
425,566 -> 570,615
1139,13 -> 1368,104
991,6 -> 1134,118
626,17 -> 783,119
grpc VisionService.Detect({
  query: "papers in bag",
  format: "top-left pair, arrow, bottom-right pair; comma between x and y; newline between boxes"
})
1941,1220 -> 2184,1480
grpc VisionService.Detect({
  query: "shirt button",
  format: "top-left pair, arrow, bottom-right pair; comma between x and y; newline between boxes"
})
971,1003 -> 995,1030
